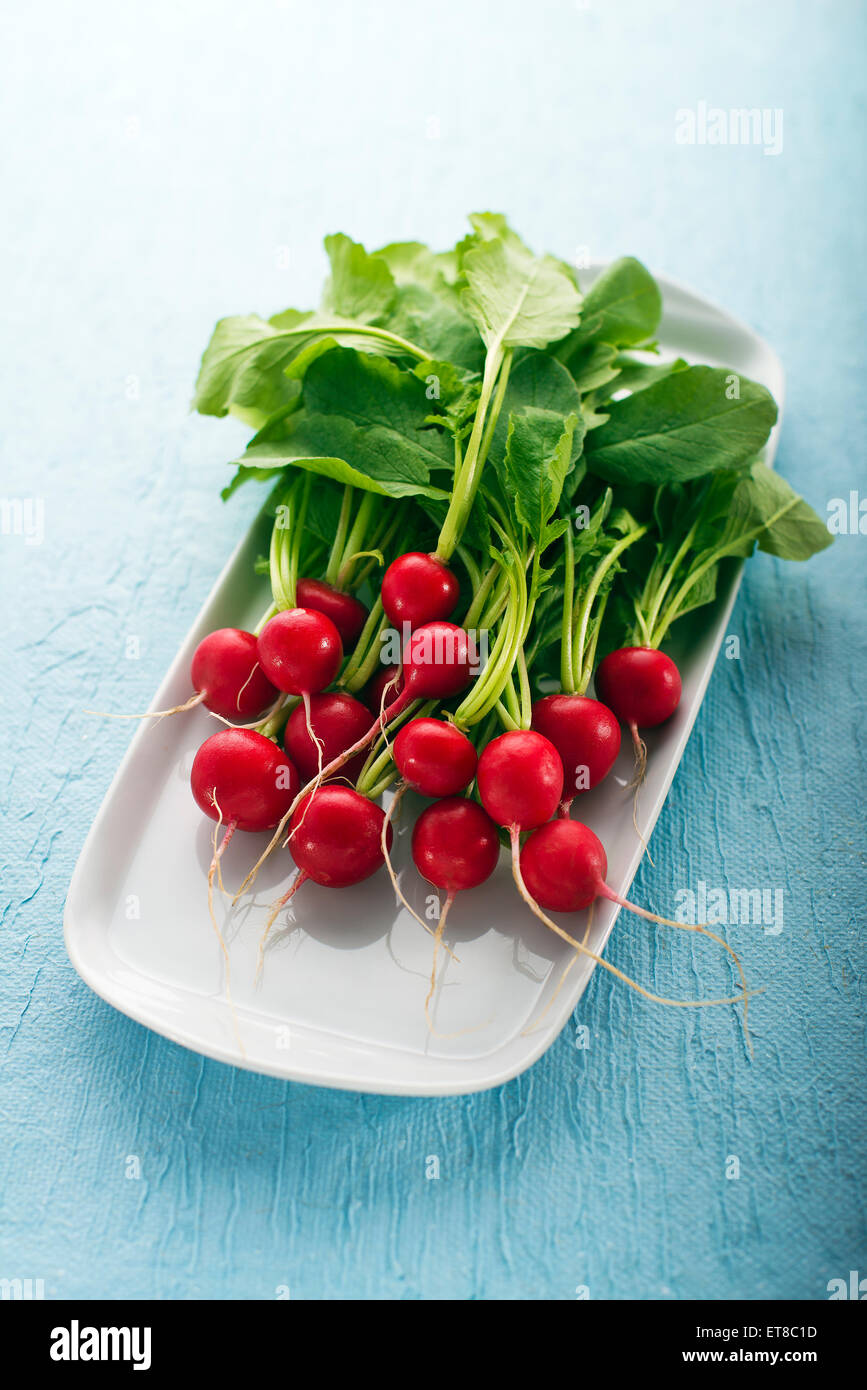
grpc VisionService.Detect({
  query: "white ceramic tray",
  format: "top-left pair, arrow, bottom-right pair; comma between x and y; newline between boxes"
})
64,265 -> 784,1095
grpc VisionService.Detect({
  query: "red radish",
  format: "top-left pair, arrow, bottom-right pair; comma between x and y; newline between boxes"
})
595,646 -> 681,727
257,607 -> 345,797
86,627 -> 279,725
190,628 -> 279,720
515,818 -> 752,1042
531,694 -> 621,815
283,692 -> 372,786
520,819 -> 610,912
476,730 -> 564,832
257,786 -> 393,975
411,797 -> 500,1027
296,577 -> 368,647
595,646 -> 681,777
379,719 -> 478,937
391,620 -> 476,710
190,728 -> 299,1045
191,728 -> 299,834
364,664 -> 404,714
393,718 -> 477,798
381,551 -> 459,629
257,608 -> 343,696
235,622 -> 477,901
289,785 -> 392,887
412,798 -> 500,893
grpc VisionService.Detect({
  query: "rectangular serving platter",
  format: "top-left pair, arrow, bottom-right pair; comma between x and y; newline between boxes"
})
64,264 -> 784,1095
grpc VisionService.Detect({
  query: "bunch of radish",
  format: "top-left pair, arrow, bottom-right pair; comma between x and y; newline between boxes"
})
110,212 -> 831,1051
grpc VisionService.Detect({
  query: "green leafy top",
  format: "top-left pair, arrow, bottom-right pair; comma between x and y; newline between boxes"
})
192,212 -> 831,734
585,366 -> 779,485
504,408 -> 578,545
227,346 -> 453,501
461,235 -> 583,355
568,256 -> 661,349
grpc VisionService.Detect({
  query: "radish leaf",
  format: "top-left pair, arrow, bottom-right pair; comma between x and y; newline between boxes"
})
461,238 -> 582,354
504,408 -> 578,544
193,314 -> 305,423
230,347 -> 453,500
225,453 -> 449,502
729,462 -> 833,560
489,351 -> 586,465
585,365 -> 778,484
195,310 -> 426,424
321,234 -> 397,324
568,256 -> 661,349
558,341 -> 621,394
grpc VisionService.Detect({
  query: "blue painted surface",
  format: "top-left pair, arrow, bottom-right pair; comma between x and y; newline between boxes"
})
1,0 -> 865,1301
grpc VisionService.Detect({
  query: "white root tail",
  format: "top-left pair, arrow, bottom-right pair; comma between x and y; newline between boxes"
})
597,882 -> 756,1056
206,691 -> 288,731
522,900 -> 595,1037
381,784 -> 458,960
509,828 -> 759,1024
234,660 -> 262,713
255,871 -> 309,983
284,691 -> 327,847
421,893 -> 491,1040
628,722 -> 654,866
424,892 -> 454,1034
206,798 -> 245,1057
85,690 -> 206,721
629,721 -> 647,787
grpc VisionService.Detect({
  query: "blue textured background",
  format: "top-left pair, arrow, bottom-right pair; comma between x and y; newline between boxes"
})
1,0 -> 865,1301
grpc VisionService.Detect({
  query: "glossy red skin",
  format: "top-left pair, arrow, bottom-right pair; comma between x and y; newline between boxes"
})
520,819 -> 607,912
398,621 -> 475,704
288,786 -> 392,887
531,694 -> 621,797
190,730 -> 299,832
595,647 -> 682,728
283,692 -> 373,785
381,552 -> 459,629
190,628 -> 278,721
411,798 -> 500,893
364,665 -> 404,713
257,608 -> 343,695
296,578 -> 368,648
477,730 -> 564,830
393,718 -> 477,798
